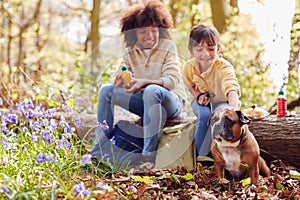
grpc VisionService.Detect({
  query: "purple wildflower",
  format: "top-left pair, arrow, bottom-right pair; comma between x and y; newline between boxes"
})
2,157 -> 8,165
2,136 -> 8,150
63,141 -> 72,149
44,108 -> 53,118
74,182 -> 90,197
49,119 -> 57,130
72,115 -> 82,128
56,139 -> 72,149
1,186 -> 8,196
31,133 -> 38,142
47,154 -> 55,163
25,109 -> 35,119
98,120 -> 109,131
36,153 -> 46,163
80,154 -> 92,166
32,121 -> 40,131
6,114 -> 18,124
41,130 -> 51,139
21,144 -> 26,150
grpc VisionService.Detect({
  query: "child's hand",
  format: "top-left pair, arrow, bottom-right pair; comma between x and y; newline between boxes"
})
114,74 -> 124,87
197,93 -> 210,106
124,79 -> 145,93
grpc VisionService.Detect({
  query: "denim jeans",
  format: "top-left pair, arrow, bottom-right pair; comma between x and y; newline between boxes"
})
191,99 -> 228,156
96,83 -> 183,156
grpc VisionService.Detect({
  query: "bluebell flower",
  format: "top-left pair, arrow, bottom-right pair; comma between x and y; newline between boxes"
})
21,144 -> 26,150
63,141 -> 72,149
7,114 -> 18,124
74,182 -> 90,197
36,153 -> 46,163
72,115 -> 82,128
80,154 -> 92,166
32,121 -> 40,131
2,136 -> 9,150
22,127 -> 28,132
1,186 -> 8,196
2,157 -> 8,165
41,130 -> 51,139
25,109 -> 35,119
98,120 -> 109,131
45,109 -> 52,118
31,133 -> 38,142
47,154 -> 55,163
49,119 -> 57,130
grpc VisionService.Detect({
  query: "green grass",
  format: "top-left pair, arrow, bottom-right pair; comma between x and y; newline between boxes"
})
0,98 -> 115,199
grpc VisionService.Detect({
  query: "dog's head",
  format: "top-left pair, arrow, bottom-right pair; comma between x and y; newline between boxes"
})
210,106 -> 250,144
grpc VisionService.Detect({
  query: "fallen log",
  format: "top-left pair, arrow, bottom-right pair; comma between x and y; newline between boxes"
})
76,113 -> 300,170
248,114 -> 300,170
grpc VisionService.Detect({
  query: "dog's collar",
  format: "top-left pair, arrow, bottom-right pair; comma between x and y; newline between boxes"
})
237,128 -> 248,145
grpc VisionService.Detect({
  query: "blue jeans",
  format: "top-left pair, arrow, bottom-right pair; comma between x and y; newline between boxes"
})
96,83 -> 183,156
191,99 -> 228,156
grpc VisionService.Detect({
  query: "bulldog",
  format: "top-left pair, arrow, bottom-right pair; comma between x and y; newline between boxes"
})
210,106 -> 271,184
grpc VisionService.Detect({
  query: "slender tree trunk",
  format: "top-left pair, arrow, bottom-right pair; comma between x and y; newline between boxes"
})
89,0 -> 101,78
288,0 -> 300,82
7,20 -> 12,77
209,0 -> 228,33
168,0 -> 178,27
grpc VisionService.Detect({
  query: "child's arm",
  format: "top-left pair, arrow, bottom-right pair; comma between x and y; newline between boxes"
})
227,90 -> 240,109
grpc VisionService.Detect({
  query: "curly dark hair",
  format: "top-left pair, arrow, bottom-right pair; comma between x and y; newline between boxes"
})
120,0 -> 173,48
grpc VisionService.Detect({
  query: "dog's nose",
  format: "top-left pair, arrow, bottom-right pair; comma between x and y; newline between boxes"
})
221,131 -> 233,141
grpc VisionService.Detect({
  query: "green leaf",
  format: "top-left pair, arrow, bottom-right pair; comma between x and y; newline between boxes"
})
182,173 -> 193,181
35,95 -> 48,100
240,162 -> 249,168
142,176 -> 153,184
275,183 -> 284,190
242,177 -> 251,187
67,98 -> 74,108
290,170 -> 300,179
132,175 -> 143,182
132,176 -> 153,184
48,100 -> 61,107
196,156 -> 214,162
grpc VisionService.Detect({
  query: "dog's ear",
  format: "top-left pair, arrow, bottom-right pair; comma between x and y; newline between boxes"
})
235,110 -> 250,125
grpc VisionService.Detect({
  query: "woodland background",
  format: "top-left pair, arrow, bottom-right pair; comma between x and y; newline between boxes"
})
0,0 -> 300,114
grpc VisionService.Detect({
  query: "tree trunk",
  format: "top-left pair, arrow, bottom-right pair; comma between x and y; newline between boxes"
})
209,0 -> 228,33
288,0 -> 300,77
248,115 -> 300,170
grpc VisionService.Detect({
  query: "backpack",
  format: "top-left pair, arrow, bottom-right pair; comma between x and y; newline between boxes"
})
90,120 -> 143,169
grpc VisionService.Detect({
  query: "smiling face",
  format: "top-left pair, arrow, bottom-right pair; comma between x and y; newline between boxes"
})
136,26 -> 159,49
189,41 -> 219,69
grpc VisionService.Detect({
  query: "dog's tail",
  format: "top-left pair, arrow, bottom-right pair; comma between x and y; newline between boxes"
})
258,157 -> 271,177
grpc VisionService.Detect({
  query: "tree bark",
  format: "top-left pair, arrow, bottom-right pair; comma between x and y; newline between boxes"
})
209,0 -> 227,33
248,115 -> 300,170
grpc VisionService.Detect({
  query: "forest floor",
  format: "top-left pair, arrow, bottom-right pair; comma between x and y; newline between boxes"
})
77,112 -> 300,200
80,159 -> 300,199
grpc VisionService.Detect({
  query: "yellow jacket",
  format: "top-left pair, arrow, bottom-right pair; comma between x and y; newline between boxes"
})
182,57 -> 240,106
